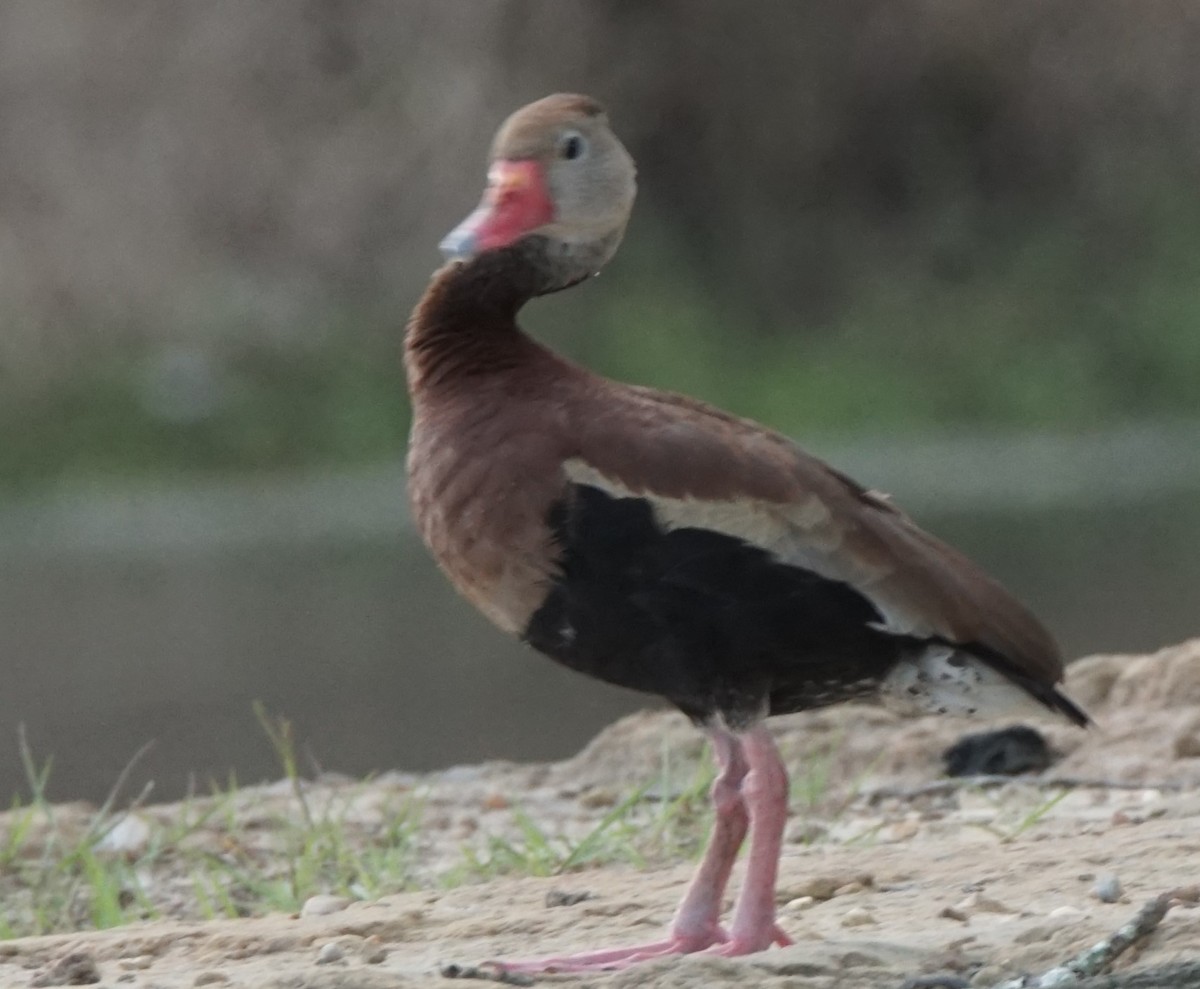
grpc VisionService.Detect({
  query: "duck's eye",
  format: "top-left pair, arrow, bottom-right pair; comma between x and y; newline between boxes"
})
560,132 -> 587,161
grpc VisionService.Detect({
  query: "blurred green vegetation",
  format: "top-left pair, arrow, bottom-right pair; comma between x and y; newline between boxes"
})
4,0 -> 1200,501
0,343 -> 409,494
571,175 -> 1200,438
2,174 -> 1199,495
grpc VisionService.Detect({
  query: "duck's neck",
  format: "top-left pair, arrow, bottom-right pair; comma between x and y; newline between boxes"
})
405,238 -> 586,393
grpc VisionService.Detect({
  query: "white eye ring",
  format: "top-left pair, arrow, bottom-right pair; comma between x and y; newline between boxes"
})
559,130 -> 588,161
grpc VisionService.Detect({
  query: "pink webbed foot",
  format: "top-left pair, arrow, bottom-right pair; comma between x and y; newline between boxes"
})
486,926 -> 729,974
702,922 -> 793,957
484,919 -> 792,974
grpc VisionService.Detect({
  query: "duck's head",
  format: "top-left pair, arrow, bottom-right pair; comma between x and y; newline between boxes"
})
440,94 -> 637,293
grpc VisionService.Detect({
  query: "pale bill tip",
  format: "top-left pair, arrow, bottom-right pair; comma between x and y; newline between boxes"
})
439,224 -> 478,262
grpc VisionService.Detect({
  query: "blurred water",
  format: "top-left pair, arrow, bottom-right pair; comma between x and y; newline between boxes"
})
2,427 -> 1198,804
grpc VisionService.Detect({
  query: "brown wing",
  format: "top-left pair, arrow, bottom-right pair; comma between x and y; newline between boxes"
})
568,380 -> 1065,687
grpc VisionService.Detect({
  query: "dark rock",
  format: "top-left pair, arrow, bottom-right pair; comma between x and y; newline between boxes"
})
544,888 -> 594,908
942,725 -> 1052,777
29,952 -> 101,987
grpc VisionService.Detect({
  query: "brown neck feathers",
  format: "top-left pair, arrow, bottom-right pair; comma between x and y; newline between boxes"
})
405,245 -> 544,391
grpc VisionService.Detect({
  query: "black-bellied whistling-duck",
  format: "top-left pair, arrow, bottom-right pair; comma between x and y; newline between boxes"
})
405,94 -> 1088,971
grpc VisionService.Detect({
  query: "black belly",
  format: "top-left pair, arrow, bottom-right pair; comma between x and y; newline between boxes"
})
522,484 -> 906,726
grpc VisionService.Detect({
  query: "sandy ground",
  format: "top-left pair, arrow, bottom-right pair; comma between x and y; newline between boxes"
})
5,640 -> 1200,988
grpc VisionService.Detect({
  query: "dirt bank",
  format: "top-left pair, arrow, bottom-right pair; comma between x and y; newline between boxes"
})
3,641 -> 1200,988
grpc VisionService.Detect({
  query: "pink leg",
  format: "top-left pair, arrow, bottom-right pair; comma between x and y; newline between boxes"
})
489,724 -> 791,973
664,729 -> 748,947
705,723 -> 792,955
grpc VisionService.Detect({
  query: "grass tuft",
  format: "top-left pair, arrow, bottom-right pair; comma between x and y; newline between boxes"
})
0,713 -> 424,938
967,785 -> 1073,843
442,736 -> 722,888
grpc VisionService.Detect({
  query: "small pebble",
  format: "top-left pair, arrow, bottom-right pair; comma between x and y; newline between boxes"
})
96,813 -> 153,856
442,963 -> 535,986
954,892 -> 1015,915
939,905 -> 969,923
1015,923 -> 1058,945
780,876 -> 839,901
970,964 -> 1008,986
545,888 -> 594,908
580,788 -> 618,809
30,951 -> 101,987
1048,904 -> 1086,919
785,820 -> 828,843
301,894 -> 352,918
1173,731 -> 1200,758
193,973 -> 230,987
1092,873 -> 1122,903
840,906 -> 877,927
883,818 -> 921,842
1175,884 -> 1200,904
118,956 -> 154,971
833,881 -> 866,896
316,942 -> 346,965
785,896 -> 816,911
780,872 -> 872,902
362,937 -> 388,965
